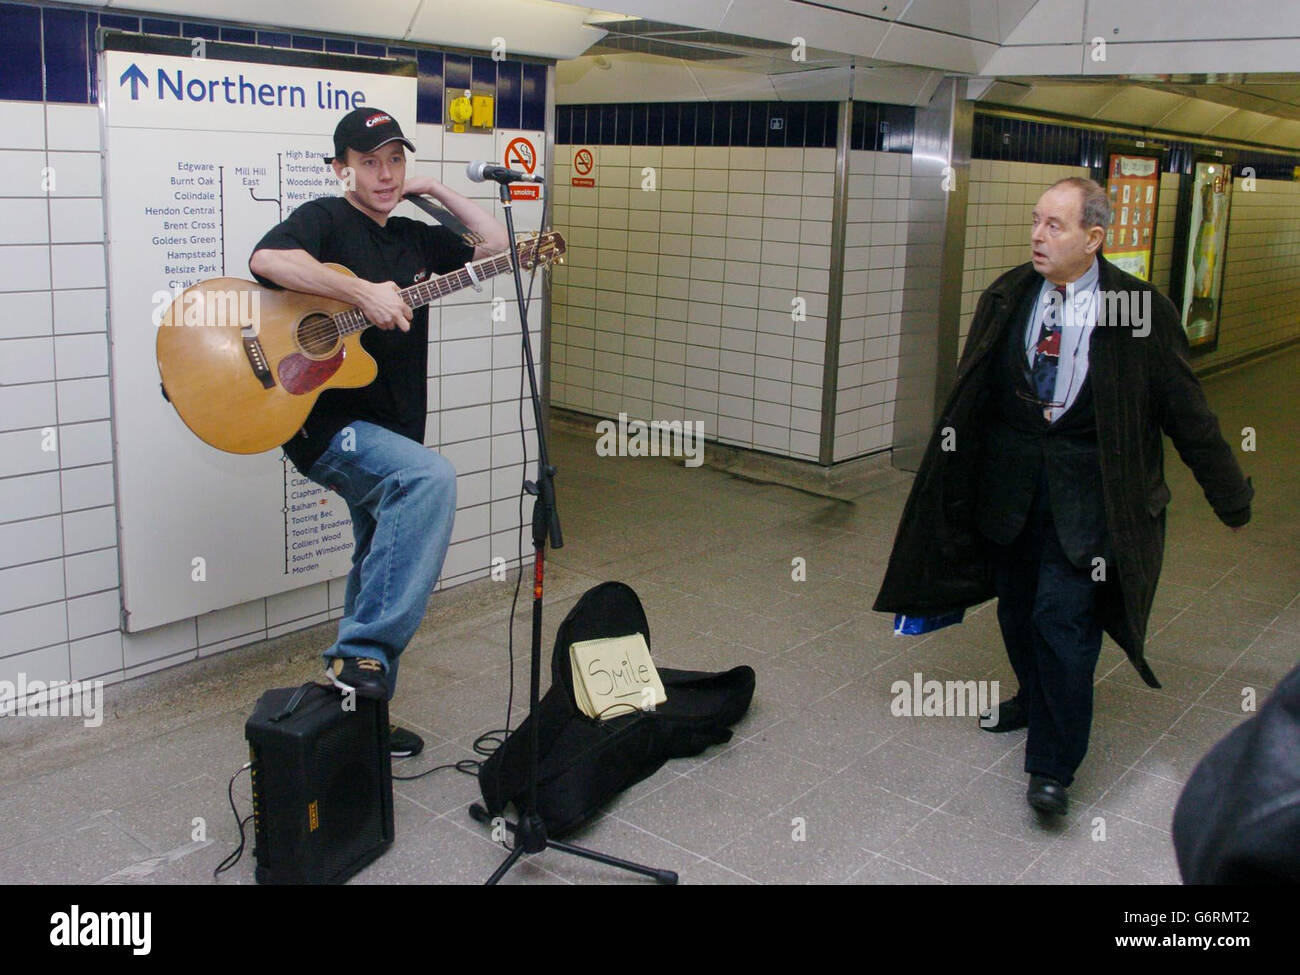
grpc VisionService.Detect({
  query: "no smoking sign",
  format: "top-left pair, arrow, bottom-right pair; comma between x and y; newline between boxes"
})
572,147 -> 595,187
504,136 -> 540,200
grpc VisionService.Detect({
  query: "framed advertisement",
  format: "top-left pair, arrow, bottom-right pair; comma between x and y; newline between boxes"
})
1169,153 -> 1234,354
1101,142 -> 1166,282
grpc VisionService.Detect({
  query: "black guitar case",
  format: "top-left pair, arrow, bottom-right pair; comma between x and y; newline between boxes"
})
478,581 -> 756,836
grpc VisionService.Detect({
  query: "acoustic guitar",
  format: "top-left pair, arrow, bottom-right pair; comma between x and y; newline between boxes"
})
156,231 -> 565,454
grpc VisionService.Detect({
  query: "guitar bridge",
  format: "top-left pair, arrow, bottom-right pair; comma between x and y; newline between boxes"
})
243,330 -> 275,389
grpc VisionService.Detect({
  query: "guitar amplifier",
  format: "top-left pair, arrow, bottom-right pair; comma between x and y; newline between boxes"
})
245,683 -> 394,884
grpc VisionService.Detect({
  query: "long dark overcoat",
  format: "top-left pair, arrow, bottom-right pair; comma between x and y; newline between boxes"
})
873,257 -> 1254,687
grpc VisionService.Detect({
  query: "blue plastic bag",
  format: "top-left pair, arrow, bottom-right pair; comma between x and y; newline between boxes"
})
893,610 -> 965,635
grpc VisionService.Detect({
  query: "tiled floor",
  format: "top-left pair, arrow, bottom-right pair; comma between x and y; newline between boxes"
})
2,347 -> 1296,884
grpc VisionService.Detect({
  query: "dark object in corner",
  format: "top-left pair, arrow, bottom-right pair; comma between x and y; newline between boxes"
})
1172,661 -> 1300,883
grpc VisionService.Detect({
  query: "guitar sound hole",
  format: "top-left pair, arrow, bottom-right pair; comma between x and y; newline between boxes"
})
296,313 -> 341,358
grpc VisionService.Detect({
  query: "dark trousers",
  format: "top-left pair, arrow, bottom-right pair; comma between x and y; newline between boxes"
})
991,474 -> 1104,787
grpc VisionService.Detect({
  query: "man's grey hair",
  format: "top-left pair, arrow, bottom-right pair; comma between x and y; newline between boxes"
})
1050,176 -> 1112,232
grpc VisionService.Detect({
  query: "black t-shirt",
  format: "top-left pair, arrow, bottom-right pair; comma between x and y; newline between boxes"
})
250,196 -> 475,473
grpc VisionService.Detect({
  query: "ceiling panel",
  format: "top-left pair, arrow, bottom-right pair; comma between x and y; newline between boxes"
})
580,0 -> 733,30
770,65 -> 854,101
998,0 -> 1085,45
1067,85 -> 1186,126
1013,82 -> 1123,117
1250,118 -> 1300,149
872,22 -> 993,75
716,0 -> 893,60
1201,110 -> 1276,144
1082,38 -> 1300,77
979,42 -> 1082,76
1153,98 -> 1237,134
405,0 -> 607,58
850,64 -> 944,105
1084,0 -> 1300,43
894,0 -> 1004,44
111,0 -> 420,41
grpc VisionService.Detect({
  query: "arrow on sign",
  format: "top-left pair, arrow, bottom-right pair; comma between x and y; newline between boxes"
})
119,64 -> 148,100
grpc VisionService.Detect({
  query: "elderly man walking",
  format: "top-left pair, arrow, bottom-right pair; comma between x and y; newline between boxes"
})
874,177 -> 1253,815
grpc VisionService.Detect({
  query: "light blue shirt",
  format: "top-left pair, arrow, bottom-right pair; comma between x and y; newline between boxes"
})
1024,257 -> 1100,423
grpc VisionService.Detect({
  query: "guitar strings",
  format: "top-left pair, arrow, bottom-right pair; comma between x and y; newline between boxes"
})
292,242 -> 547,349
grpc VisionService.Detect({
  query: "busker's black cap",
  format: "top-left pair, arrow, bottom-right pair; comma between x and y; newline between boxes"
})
324,107 -> 415,164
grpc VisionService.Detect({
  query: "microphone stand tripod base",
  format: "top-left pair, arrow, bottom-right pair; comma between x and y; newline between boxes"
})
468,804 -> 679,884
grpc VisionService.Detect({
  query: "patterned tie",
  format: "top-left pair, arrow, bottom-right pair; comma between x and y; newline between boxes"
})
1030,284 -> 1067,406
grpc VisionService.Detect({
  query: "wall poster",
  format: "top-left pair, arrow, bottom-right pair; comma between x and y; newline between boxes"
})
1102,144 -> 1164,281
1174,156 -> 1234,353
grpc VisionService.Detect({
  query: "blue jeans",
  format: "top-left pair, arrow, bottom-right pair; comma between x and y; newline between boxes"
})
304,421 -> 457,700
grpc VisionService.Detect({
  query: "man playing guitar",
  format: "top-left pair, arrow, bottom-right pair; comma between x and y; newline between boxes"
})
248,107 -> 509,758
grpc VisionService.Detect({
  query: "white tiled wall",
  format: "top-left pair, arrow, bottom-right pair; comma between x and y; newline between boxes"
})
834,149 -> 911,462
0,101 -> 120,690
1200,177 -> 1300,369
413,124 -> 540,586
549,144 -> 837,461
1149,172 -> 1180,297
0,100 -> 537,694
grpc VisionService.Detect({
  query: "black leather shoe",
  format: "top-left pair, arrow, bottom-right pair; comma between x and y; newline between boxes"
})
979,693 -> 1027,733
1027,774 -> 1069,815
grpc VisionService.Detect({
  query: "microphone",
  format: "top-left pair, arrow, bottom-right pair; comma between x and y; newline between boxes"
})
466,161 -> 544,184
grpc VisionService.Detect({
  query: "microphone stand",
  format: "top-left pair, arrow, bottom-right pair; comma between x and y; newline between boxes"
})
467,180 -> 678,885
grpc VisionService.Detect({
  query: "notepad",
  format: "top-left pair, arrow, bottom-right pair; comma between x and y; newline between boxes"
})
570,633 -> 667,720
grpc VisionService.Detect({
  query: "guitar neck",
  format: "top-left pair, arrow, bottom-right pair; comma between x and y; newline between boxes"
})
331,248 -> 523,336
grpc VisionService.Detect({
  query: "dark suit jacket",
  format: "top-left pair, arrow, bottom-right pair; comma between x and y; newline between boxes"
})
975,273 -> 1110,569
874,257 -> 1254,687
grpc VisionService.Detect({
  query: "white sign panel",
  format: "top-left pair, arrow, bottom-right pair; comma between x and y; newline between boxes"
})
103,37 -> 416,631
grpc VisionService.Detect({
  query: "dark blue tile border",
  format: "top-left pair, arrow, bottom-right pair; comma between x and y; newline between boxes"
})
444,53 -> 470,95
471,56 -> 495,90
416,49 -> 444,125
495,60 -> 520,130
141,18 -> 180,37
970,113 -> 1300,176
42,6 -> 88,104
183,23 -> 221,41
256,30 -> 291,49
0,2 -> 44,102
555,101 -> 868,149
87,12 -> 98,101
521,63 -> 546,130
99,13 -> 139,31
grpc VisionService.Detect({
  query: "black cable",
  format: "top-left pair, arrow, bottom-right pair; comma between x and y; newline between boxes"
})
393,757 -> 481,781
213,762 -> 252,879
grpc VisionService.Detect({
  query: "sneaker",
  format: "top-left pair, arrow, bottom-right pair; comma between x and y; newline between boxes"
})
326,656 -> 387,700
389,724 -> 424,759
